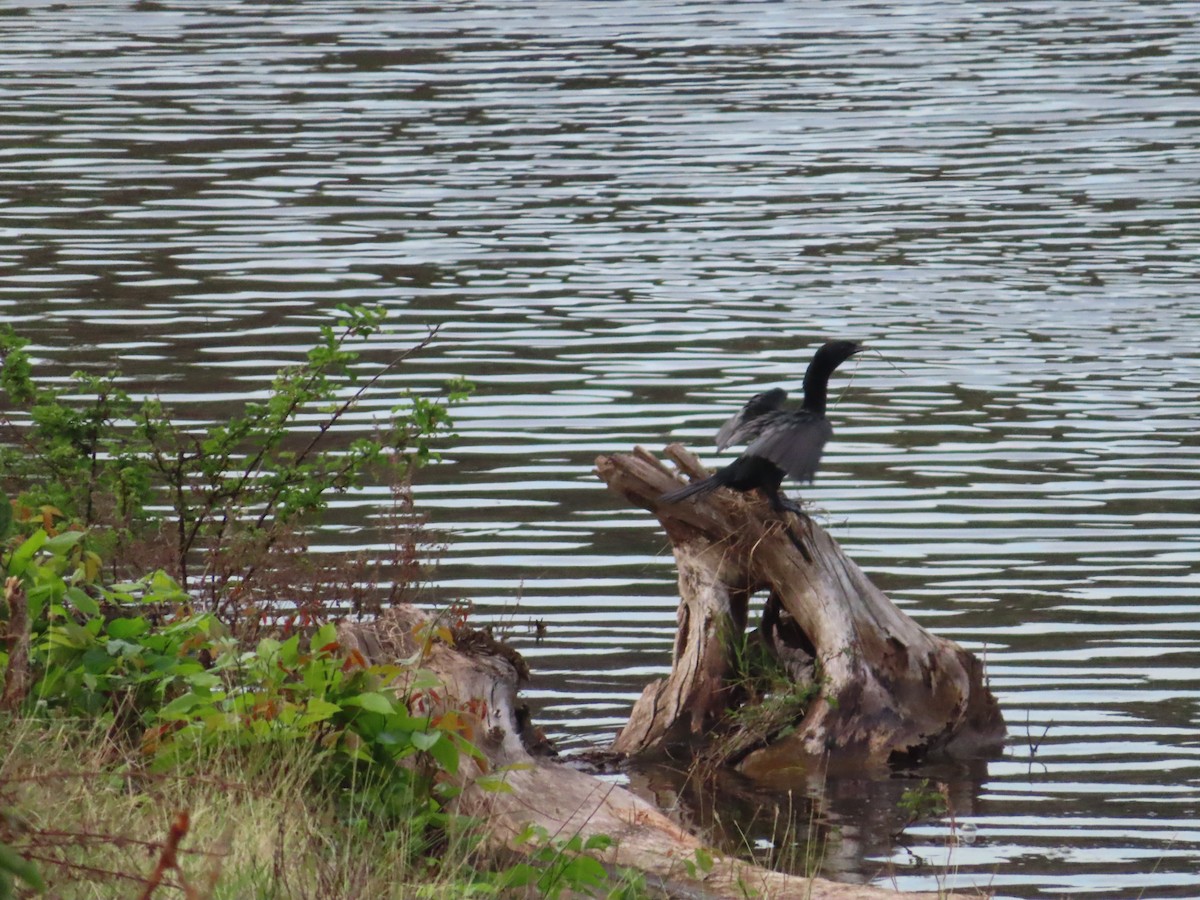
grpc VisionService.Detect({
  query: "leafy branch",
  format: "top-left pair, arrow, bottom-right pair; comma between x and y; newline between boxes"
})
0,305 -> 470,612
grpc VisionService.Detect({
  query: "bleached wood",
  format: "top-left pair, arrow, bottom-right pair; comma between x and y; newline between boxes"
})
596,444 -> 1005,771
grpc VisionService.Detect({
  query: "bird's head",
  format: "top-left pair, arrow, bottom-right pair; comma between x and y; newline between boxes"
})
801,340 -> 865,411
812,340 -> 864,372
827,339 -> 864,360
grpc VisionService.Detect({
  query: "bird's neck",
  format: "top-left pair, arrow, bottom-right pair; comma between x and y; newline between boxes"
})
801,365 -> 833,414
801,386 -> 827,413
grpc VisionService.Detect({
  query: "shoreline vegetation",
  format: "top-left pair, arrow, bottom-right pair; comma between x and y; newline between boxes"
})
1,310 -> 944,898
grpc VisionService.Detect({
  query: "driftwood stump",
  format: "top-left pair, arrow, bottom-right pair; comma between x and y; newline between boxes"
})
596,444 -> 1005,775
340,607 -> 936,900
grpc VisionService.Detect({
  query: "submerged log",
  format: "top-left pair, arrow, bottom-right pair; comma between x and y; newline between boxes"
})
339,606 -> 935,900
596,444 -> 1005,774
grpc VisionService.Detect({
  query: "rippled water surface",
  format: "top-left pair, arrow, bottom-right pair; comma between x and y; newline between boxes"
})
3,2 -> 1200,896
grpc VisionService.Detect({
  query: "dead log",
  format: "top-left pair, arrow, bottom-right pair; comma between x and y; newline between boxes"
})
339,607 -> 936,900
1,577 -> 31,713
596,444 -> 1005,774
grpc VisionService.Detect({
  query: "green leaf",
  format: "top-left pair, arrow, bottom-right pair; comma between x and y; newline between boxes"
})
584,834 -> 614,853
148,569 -> 187,601
278,633 -> 301,667
311,622 -> 338,653
185,671 -> 221,690
341,740 -> 374,763
449,731 -> 486,762
107,617 -> 149,639
374,726 -> 415,750
562,855 -> 608,888
7,529 -> 46,577
198,710 -> 238,733
408,669 -> 443,693
256,637 -> 282,660
426,734 -> 459,775
65,586 -> 100,617
43,529 -> 86,555
0,492 -> 11,540
0,841 -> 45,891
475,774 -> 515,794
28,581 -> 62,620
343,692 -> 394,716
300,697 -> 343,725
81,645 -> 114,675
50,621 -> 93,648
158,692 -> 207,720
105,639 -> 143,658
512,824 -> 541,846
497,862 -> 539,888
410,730 -> 440,751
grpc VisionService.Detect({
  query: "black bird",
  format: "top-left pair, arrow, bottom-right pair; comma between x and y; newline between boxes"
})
661,339 -> 863,516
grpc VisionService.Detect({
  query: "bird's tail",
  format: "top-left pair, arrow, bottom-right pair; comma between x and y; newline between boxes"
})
660,476 -> 720,505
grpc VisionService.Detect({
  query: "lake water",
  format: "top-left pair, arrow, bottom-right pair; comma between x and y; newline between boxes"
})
3,2 -> 1200,896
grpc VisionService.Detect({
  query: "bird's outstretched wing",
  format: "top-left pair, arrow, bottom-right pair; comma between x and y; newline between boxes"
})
715,387 -> 788,451
744,411 -> 833,483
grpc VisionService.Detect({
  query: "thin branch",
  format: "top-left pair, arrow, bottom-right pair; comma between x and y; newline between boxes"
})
0,414 -> 75,486
28,828 -> 223,857
19,851 -> 181,890
251,324 -> 441,531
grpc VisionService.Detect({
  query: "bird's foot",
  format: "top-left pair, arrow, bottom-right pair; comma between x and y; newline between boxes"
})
778,498 -> 807,518
769,495 -> 814,562
784,523 -> 814,563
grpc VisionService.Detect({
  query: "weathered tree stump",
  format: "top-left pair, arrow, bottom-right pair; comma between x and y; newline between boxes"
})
596,444 -> 1005,775
339,606 -> 936,900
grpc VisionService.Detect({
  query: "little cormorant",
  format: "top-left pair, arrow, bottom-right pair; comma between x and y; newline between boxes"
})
661,339 -> 863,516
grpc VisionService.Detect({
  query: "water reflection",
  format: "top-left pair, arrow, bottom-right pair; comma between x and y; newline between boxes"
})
4,1 -> 1200,896
629,757 -> 994,886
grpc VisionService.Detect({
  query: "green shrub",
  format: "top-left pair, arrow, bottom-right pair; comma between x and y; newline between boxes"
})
0,304 -> 471,614
0,311 -> 638,897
